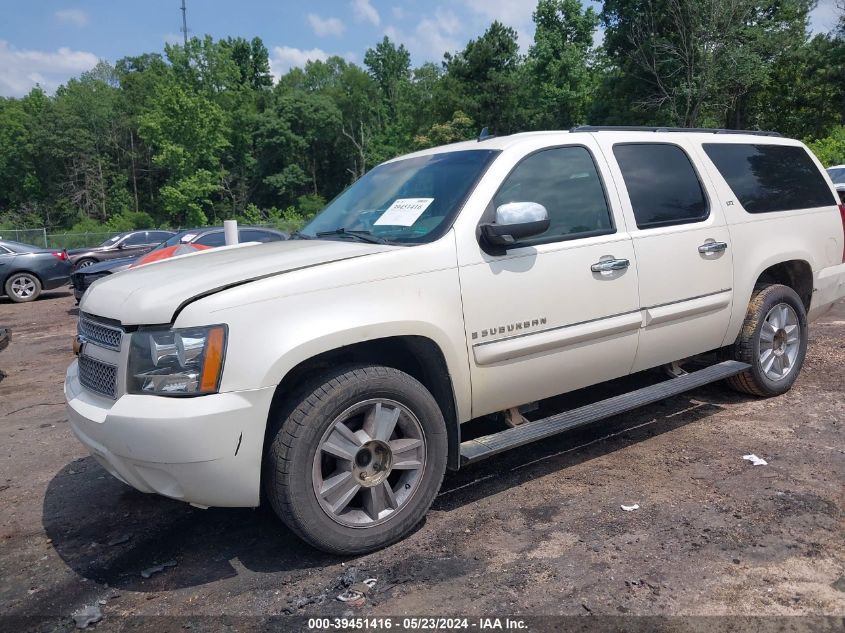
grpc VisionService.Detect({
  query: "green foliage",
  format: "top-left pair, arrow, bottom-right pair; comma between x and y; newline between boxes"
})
441,22 -> 523,135
414,111 -> 475,149
807,127 -> 845,166
296,194 -> 326,219
526,0 -> 599,128
0,3 -> 842,232
69,210 -> 156,234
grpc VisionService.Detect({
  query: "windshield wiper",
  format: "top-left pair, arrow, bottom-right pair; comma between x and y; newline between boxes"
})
290,231 -> 313,240
314,228 -> 388,244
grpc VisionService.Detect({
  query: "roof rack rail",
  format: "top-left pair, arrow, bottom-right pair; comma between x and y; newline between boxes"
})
570,125 -> 782,137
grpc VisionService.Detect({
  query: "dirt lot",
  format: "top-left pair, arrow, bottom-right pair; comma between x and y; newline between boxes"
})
0,289 -> 843,629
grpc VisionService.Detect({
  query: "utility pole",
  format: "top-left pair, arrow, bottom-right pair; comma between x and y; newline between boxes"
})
180,0 -> 188,46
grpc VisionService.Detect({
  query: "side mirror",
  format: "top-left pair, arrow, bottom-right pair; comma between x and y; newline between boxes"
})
480,202 -> 550,249
117,241 -> 126,249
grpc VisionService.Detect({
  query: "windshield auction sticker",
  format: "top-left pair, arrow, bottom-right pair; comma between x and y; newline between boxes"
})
374,198 -> 434,226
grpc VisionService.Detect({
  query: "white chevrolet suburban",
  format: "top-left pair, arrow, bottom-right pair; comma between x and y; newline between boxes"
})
66,127 -> 845,554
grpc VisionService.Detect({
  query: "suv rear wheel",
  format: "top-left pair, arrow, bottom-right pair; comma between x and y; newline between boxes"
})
725,284 -> 808,397
264,365 -> 447,554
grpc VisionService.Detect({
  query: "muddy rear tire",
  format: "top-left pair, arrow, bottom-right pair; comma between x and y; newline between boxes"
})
725,284 -> 808,397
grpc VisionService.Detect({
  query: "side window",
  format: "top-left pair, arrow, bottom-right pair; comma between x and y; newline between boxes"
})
122,232 -> 150,246
193,232 -> 227,247
613,144 -> 709,229
240,229 -> 281,243
148,231 -> 173,243
493,146 -> 613,243
702,143 -> 835,213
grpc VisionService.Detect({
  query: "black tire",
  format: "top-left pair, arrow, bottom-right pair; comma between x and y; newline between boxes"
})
5,272 -> 42,303
74,258 -> 97,270
725,284 -> 808,397
264,364 -> 447,555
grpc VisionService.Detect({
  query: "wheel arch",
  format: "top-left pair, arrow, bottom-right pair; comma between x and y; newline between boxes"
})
724,253 -> 815,346
265,335 -> 463,471
754,259 -> 813,311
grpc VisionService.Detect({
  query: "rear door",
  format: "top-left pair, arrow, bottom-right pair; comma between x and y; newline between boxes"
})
0,245 -> 15,281
597,136 -> 734,372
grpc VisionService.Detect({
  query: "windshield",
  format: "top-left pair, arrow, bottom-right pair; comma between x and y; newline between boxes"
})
300,149 -> 500,244
99,234 -> 123,247
827,167 -> 845,184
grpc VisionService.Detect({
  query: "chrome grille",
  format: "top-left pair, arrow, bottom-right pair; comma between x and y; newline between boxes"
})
78,315 -> 123,350
78,355 -> 118,399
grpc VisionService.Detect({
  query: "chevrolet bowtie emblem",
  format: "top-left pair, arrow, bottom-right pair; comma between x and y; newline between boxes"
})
72,335 -> 84,356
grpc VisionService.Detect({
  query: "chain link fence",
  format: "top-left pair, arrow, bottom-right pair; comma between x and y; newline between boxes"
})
45,232 -> 121,250
0,228 -> 49,247
2,221 -> 305,250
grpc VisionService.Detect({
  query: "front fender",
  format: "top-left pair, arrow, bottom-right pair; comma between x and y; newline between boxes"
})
175,242 -> 472,423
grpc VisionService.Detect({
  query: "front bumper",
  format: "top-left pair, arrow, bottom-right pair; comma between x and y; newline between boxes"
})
65,360 -> 275,507
810,262 -> 845,321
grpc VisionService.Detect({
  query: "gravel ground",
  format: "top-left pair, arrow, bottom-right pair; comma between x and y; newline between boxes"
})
0,290 -> 843,629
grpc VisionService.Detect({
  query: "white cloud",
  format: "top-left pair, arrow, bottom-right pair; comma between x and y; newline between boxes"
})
270,45 -> 329,78
461,0 -> 534,27
0,40 -> 98,97
308,14 -> 347,37
351,0 -> 380,26
55,8 -> 89,27
385,9 -> 463,62
391,6 -> 405,20
269,46 -> 360,79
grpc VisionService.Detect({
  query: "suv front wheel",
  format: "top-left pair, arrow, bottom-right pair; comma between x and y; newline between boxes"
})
264,365 -> 447,554
725,283 -> 809,397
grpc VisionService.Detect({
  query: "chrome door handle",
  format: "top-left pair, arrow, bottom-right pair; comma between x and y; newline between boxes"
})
698,241 -> 728,254
591,258 -> 630,273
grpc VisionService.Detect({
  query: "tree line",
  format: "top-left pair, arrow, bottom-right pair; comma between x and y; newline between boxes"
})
0,0 -> 843,234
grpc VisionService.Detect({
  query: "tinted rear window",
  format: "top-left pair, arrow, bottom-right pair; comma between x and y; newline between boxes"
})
613,144 -> 708,229
703,144 -> 835,213
240,229 -> 282,243
193,232 -> 227,247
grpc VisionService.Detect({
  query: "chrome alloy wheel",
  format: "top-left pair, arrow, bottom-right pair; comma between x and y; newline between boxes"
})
312,399 -> 426,528
10,275 -> 36,300
759,303 -> 800,381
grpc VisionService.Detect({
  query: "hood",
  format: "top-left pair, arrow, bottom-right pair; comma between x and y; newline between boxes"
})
80,239 -> 396,325
76,256 -> 138,275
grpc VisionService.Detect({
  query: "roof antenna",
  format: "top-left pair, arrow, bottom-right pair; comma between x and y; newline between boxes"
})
477,126 -> 495,142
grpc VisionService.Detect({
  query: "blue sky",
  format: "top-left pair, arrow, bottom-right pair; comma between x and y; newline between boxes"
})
0,0 -> 841,97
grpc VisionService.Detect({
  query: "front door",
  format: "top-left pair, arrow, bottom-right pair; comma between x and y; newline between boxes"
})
456,141 -> 641,418
599,138 -> 734,372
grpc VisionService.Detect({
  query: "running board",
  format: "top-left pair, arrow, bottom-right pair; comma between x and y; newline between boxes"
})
460,360 -> 750,465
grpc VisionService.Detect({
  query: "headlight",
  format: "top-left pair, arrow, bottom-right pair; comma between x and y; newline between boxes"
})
127,325 -> 227,395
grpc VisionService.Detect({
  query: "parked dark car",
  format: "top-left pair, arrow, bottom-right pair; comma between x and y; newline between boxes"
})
70,226 -> 288,302
67,229 -> 175,269
826,166 -> 845,204
0,239 -> 73,303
